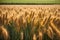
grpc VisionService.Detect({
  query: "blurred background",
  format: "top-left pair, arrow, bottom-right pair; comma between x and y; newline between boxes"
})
0,0 -> 60,4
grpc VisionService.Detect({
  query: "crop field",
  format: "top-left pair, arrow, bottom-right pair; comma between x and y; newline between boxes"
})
0,5 -> 60,40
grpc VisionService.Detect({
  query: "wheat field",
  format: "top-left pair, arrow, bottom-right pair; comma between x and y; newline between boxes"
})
0,5 -> 60,40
